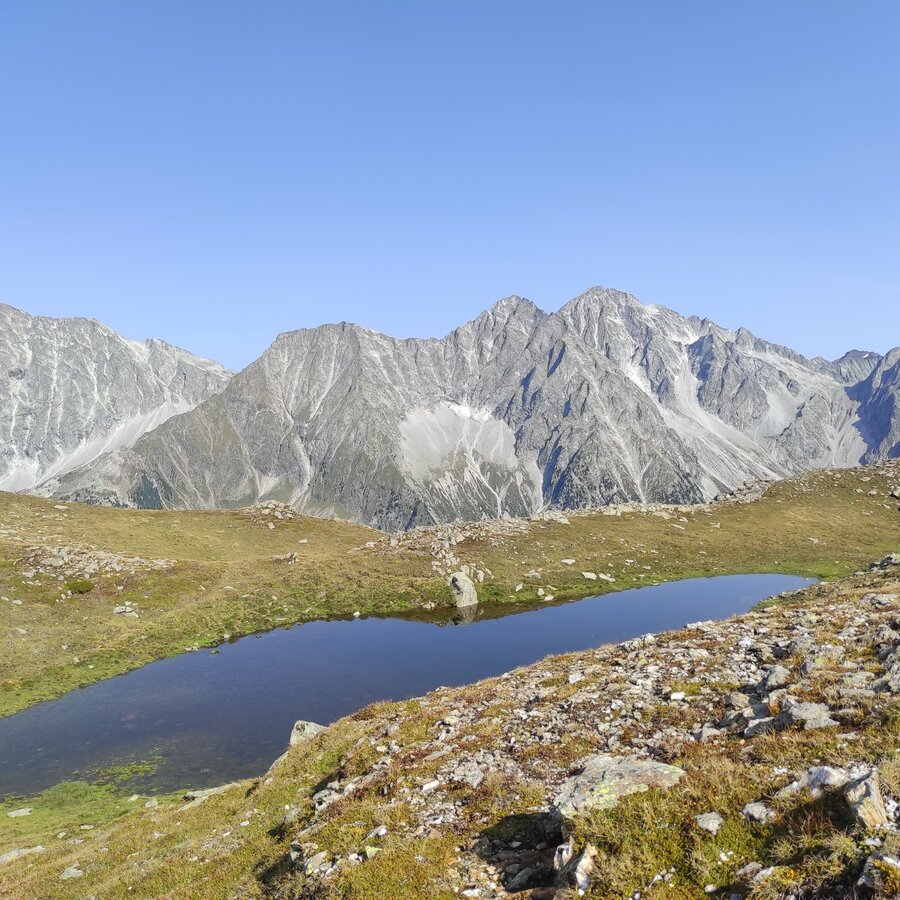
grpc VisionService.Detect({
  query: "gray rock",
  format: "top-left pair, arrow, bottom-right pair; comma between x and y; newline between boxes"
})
759,665 -> 792,693
554,753 -> 685,826
0,846 -> 44,865
6,807 -> 32,818
772,700 -> 838,731
858,850 -> 900,890
182,782 -> 240,805
60,864 -> 84,880
742,801 -> 775,824
290,720 -> 327,746
695,812 -> 724,835
506,867 -> 537,892
448,571 -> 478,608
843,771 -> 890,829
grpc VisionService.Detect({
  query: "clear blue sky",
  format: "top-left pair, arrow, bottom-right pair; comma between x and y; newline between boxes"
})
1,1 -> 898,370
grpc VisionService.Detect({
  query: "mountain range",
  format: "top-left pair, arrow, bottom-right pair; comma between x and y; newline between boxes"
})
2,289 -> 897,529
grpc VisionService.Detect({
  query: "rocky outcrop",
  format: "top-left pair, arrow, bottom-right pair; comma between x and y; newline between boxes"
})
30,288 -> 900,528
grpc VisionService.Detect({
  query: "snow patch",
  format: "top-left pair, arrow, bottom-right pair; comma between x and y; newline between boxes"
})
398,402 -> 542,513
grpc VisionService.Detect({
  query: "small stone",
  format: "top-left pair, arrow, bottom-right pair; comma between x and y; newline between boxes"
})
695,812 -> 724,835
858,851 -> 900,890
304,850 -> 330,874
6,807 -> 32,818
60,864 -> 84,880
742,801 -> 775,824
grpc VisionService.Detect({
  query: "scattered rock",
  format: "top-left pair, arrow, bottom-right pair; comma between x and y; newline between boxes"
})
695,812 -> 724,835
182,783 -> 240,806
772,700 -> 838,731
554,754 -> 685,827
858,850 -> 900,890
759,664 -> 792,692
742,801 -> 775,824
0,846 -> 44,865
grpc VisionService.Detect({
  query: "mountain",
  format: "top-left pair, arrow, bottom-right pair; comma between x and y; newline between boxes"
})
0,303 -> 232,492
28,287 -> 899,530
852,348 -> 900,459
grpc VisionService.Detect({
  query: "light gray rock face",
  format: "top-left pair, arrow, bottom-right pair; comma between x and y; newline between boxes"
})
854,348 -> 900,461
23,288 -> 900,528
0,304 -> 232,493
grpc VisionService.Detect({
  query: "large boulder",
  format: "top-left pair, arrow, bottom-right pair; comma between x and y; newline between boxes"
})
290,720 -> 327,746
448,571 -> 478,608
554,753 -> 685,829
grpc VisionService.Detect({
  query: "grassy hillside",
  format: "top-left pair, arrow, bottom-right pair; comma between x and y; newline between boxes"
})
1,461 -> 898,717
2,561 -> 899,898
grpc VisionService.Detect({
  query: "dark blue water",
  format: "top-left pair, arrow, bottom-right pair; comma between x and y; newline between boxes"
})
0,574 -> 813,797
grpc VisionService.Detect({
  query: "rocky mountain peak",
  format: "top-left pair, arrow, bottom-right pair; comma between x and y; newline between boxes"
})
5,290 -> 898,529
0,303 -> 232,492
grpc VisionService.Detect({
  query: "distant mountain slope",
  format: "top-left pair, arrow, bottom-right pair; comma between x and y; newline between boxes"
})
0,303 -> 232,491
34,287 -> 899,529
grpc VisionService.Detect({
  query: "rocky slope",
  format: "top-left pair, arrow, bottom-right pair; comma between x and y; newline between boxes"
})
10,288 -> 900,529
0,304 -> 232,492
3,556 -> 900,898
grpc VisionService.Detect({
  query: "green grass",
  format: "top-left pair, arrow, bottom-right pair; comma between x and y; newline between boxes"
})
0,781 -> 160,853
